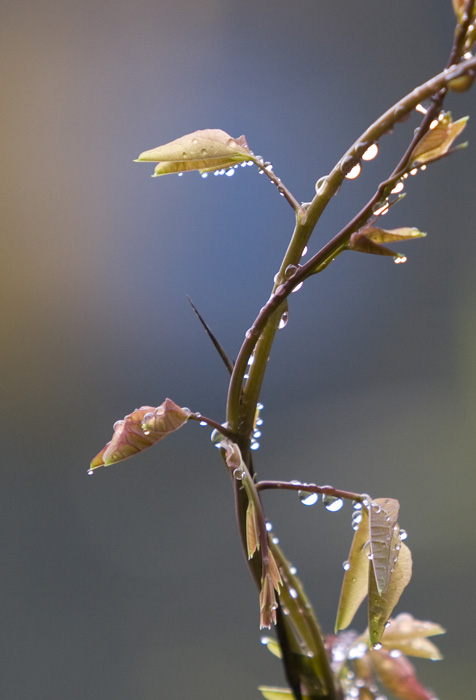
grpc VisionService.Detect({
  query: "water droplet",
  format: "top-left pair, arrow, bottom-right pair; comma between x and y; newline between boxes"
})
353,501 -> 363,510
178,172 -> 183,177
233,467 -> 245,480
348,642 -> 368,660
143,429 -> 150,436
291,281 -> 303,293
410,167 -> 419,175
201,172 -> 208,178
315,176 -> 327,193
225,169 -> 235,177
390,649 -> 402,658
415,103 -> 427,114
253,430 -> 262,438
372,642 -> 383,651
250,442 -> 260,451
394,255 -> 407,264
285,264 -> 298,279
368,553 -> 374,561
265,522 -> 273,532
429,120 -> 439,130
399,528 -> 408,541
362,143 -> 379,161
289,566 -> 297,575
298,491 -> 319,506
199,421 -> 207,426
260,636 -> 270,645
342,560 -> 351,571
345,163 -> 362,180
278,312 -> 288,329
87,469 -> 94,475
352,511 -> 363,530
265,164 -> 273,172
373,202 -> 389,216
372,503 -> 382,513
323,495 -> 344,512
289,587 -> 298,599
256,418 -> 264,426
247,355 -> 255,366
272,536 -> 280,544
391,181 -> 404,194
257,403 -> 264,410
301,246 -> 308,257
384,621 -> 391,629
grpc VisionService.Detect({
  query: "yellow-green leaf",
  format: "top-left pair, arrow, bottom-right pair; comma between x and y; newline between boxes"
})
335,507 -> 370,631
369,498 -> 400,595
261,636 -> 282,659
411,114 -> 468,165
259,687 -> 311,700
369,541 -> 412,646
135,129 -> 253,176
364,227 -> 427,245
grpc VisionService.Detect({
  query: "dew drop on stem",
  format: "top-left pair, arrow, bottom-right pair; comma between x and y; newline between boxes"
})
323,495 -> 344,512
345,163 -> 362,180
342,560 -> 351,571
362,143 -> 379,161
278,312 -> 288,329
298,491 -> 319,506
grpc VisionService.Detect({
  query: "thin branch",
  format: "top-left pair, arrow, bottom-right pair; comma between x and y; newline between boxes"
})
250,156 -> 303,213
256,480 -> 367,504
188,412 -> 236,440
187,296 -> 234,375
447,0 -> 476,67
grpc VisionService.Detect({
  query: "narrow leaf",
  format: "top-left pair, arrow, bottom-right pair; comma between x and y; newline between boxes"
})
369,498 -> 400,595
259,687 -> 311,700
135,129 -> 253,176
336,507 -> 370,631
364,227 -> 427,244
90,398 -> 190,469
411,114 -> 468,165
246,500 -> 260,559
371,648 -> 438,700
369,541 -> 412,646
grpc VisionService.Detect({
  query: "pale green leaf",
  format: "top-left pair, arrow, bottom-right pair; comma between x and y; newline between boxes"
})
369,498 -> 400,595
135,129 -> 253,176
335,507 -> 370,631
369,541 -> 413,646
411,114 -> 468,165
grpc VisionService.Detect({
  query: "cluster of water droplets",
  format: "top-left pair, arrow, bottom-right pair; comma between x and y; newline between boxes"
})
193,161 -> 254,179
250,402 -> 264,451
290,481 -> 345,511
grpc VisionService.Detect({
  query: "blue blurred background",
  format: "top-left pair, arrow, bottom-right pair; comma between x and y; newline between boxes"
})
1,1 -> 475,698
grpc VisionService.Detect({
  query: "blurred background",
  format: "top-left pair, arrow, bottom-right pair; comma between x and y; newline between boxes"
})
1,1 -> 475,698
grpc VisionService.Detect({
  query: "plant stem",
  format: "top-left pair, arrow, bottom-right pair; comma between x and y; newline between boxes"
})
257,480 -> 367,505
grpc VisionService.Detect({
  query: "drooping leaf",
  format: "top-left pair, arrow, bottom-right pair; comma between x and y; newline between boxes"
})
90,398 -> 190,469
135,129 -> 253,176
411,113 -> 468,165
369,498 -> 400,595
335,507 -> 370,631
258,687 -> 311,700
381,613 -> 444,660
371,648 -> 438,700
368,541 -> 413,646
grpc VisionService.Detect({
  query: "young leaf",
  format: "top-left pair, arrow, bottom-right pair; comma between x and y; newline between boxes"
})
89,398 -> 190,470
135,129 -> 253,176
369,498 -> 400,595
410,113 -> 468,165
370,648 -> 439,700
261,636 -> 283,659
335,507 -> 370,631
381,613 -> 444,660
348,233 -> 399,258
368,541 -> 413,646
